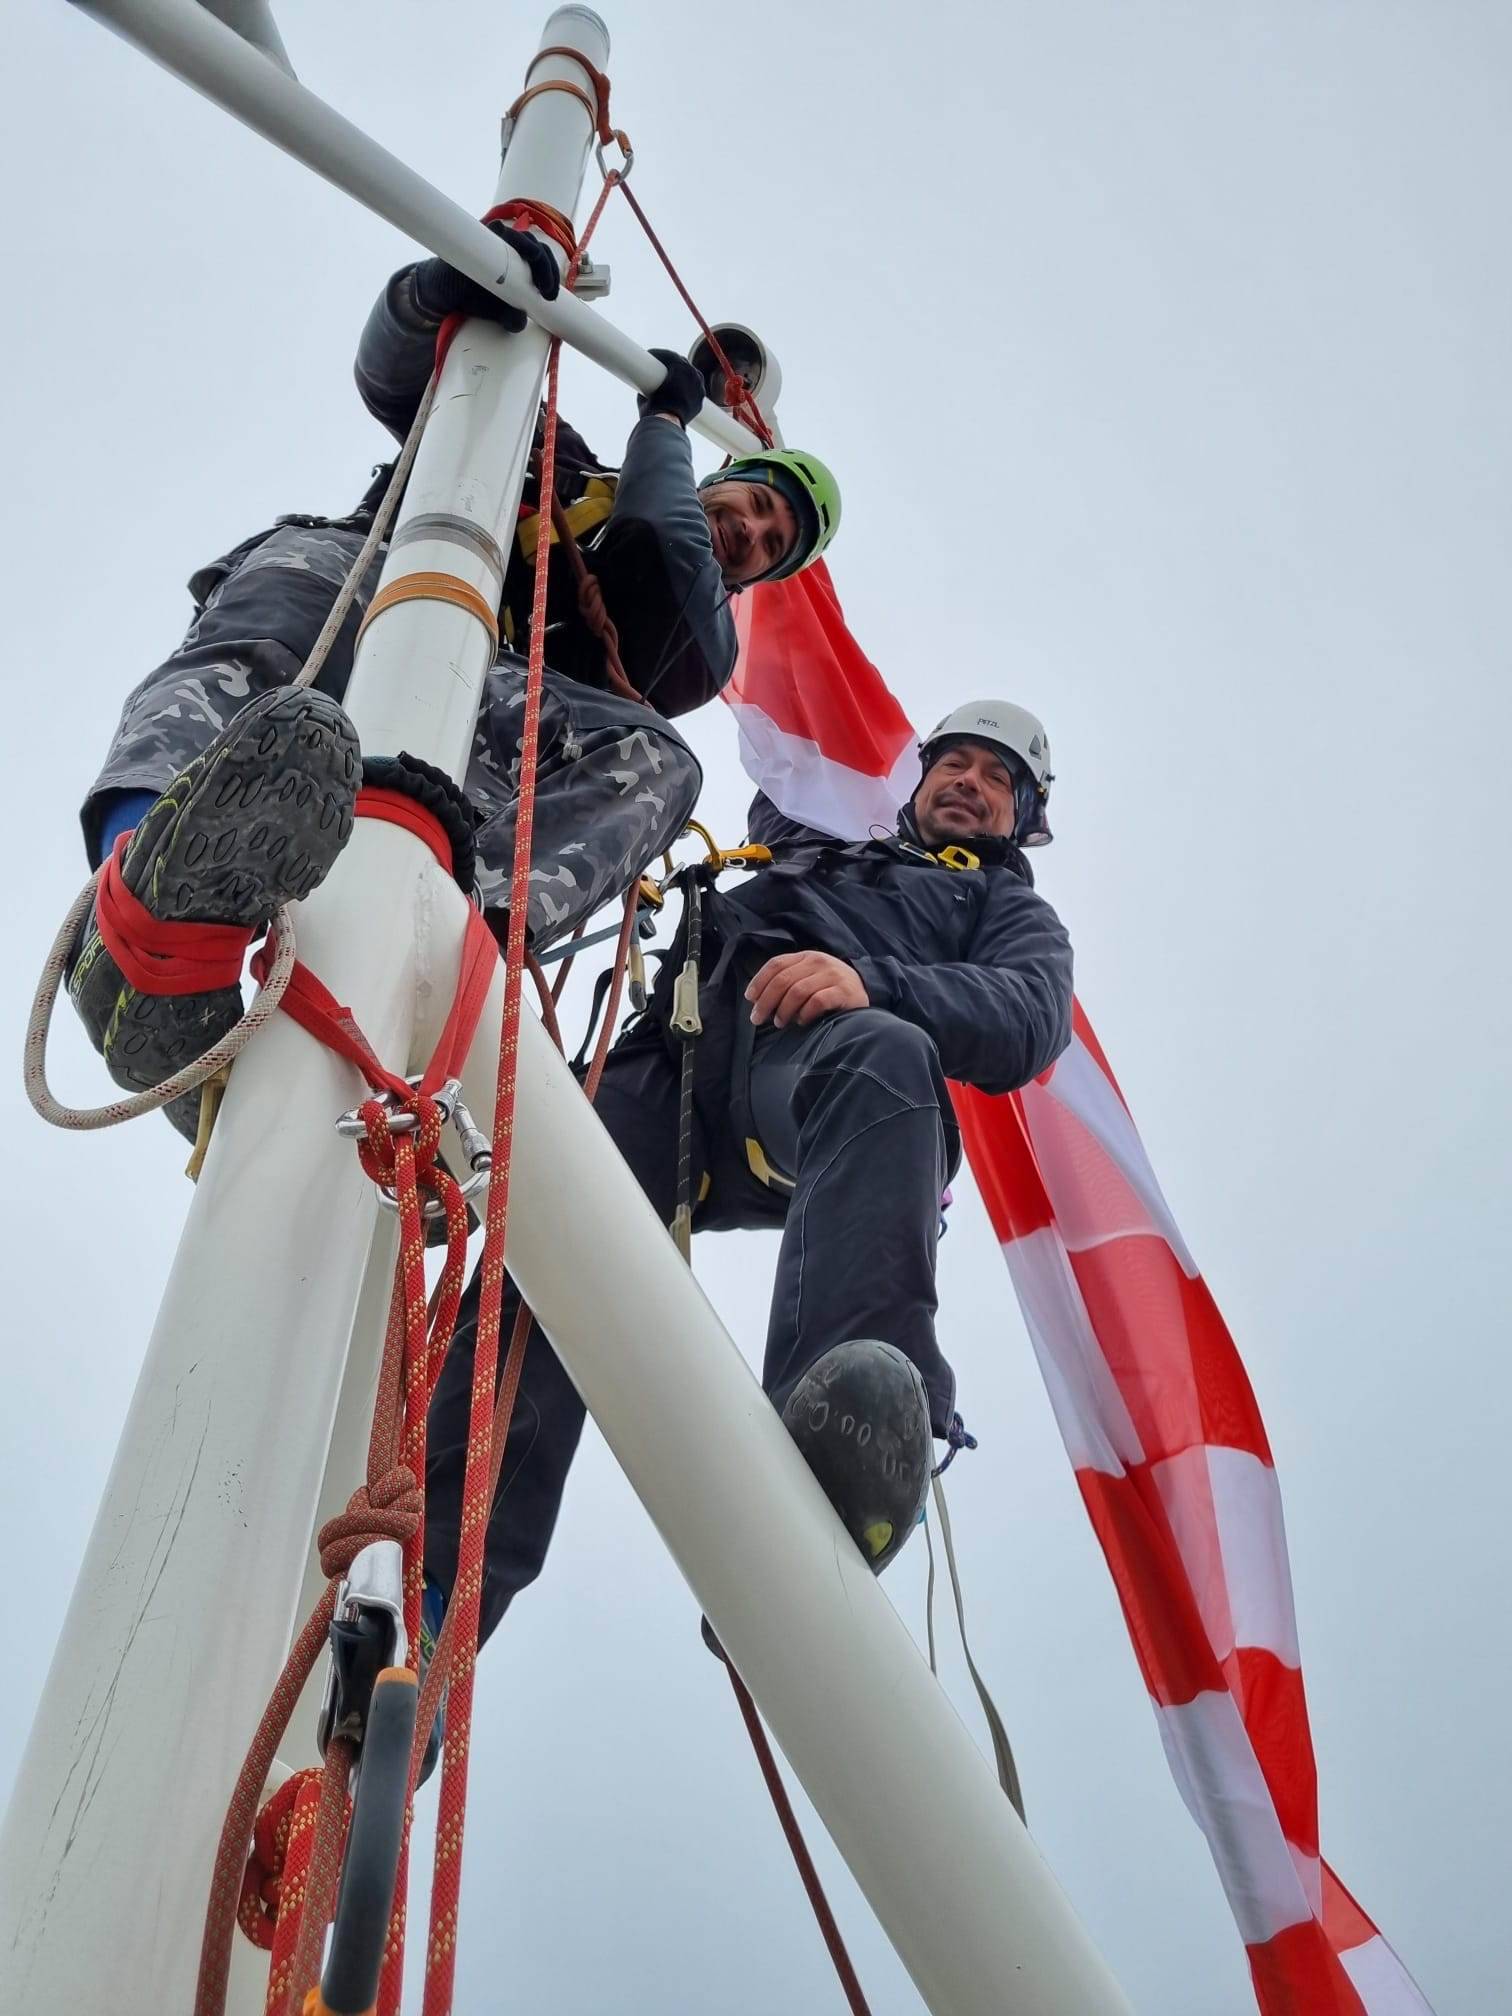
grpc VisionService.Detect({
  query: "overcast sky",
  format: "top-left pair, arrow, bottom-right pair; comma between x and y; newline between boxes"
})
3,3 -> 1509,2011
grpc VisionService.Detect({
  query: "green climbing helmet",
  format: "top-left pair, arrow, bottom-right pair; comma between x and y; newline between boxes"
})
699,448 -> 841,584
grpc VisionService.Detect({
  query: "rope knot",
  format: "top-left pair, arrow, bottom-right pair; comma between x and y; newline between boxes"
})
355,1091 -> 445,1193
317,1468 -> 423,1579
237,1770 -> 314,1950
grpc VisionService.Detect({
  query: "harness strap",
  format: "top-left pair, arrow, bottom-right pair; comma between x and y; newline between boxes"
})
513,483 -> 615,562
250,790 -> 496,1103
355,786 -> 455,872
505,45 -> 620,147
95,832 -> 255,997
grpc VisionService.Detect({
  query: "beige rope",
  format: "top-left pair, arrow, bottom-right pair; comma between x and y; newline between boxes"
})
292,374 -> 437,692
23,878 -> 294,1132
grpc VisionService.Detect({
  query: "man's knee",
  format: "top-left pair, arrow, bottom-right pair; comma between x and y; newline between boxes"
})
814,1009 -> 946,1104
638,731 -> 702,851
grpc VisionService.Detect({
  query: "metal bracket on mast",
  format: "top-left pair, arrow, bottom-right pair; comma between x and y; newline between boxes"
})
569,253 -> 611,299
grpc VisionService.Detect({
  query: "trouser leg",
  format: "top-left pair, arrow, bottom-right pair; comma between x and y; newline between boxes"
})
467,666 -> 701,946
80,520 -> 380,865
748,1008 -> 960,1437
424,1036 -> 683,1645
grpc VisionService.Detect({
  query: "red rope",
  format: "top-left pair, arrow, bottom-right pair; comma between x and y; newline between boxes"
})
195,793 -> 489,2016
611,178 -> 774,448
722,1663 -> 873,2014
416,168 -> 619,2016
400,880 -> 638,1831
434,196 -> 582,376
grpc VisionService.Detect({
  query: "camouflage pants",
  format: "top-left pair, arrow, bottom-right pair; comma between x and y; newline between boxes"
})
82,517 -> 702,944
468,664 -> 700,943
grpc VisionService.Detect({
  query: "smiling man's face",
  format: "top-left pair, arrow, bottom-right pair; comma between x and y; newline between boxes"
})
699,477 -> 799,585
912,739 -> 1021,847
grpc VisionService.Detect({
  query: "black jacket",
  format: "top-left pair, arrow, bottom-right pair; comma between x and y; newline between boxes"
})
640,796 -> 1073,1102
354,267 -> 737,717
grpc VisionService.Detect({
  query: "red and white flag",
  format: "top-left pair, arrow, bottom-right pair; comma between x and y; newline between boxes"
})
724,564 -> 1432,2015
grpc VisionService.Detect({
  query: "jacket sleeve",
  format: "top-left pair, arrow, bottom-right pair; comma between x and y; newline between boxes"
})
588,416 -> 737,716
354,266 -> 441,442
848,879 -> 1074,1094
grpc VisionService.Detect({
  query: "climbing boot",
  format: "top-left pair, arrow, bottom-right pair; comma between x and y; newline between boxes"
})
69,687 -> 360,1141
781,1340 -> 933,1574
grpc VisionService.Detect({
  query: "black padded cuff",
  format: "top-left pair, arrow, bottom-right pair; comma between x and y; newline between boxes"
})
362,752 -> 478,892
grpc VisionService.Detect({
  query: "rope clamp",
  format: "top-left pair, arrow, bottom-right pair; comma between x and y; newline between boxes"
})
670,960 -> 702,1038
316,1540 -> 408,1759
336,1075 -> 493,1222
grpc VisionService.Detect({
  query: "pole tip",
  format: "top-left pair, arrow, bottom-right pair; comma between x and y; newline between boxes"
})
542,6 -> 611,61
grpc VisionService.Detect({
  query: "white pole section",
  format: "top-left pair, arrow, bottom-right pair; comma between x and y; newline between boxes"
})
435,932 -> 1133,2016
67,0 -> 763,459
0,13 -> 608,2009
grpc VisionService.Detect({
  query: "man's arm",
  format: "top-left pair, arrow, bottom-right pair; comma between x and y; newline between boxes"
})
590,415 -> 737,716
848,879 -> 1074,1094
354,230 -> 561,442
354,266 -> 446,443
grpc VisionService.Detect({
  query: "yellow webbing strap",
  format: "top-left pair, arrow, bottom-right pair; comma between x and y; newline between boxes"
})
514,479 -> 616,562
184,1065 -> 230,1183
355,571 -> 500,654
745,1138 -> 796,1192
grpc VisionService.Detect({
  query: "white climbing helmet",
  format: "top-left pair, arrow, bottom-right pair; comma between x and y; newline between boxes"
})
918,700 -> 1055,846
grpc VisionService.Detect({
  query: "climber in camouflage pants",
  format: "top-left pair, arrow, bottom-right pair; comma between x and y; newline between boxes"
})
72,221 -> 838,1133
81,510 -> 698,947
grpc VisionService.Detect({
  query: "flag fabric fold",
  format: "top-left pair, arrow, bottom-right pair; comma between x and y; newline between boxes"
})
722,564 -> 1431,2015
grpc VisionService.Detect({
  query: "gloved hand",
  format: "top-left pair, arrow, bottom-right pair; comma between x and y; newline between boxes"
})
637,348 -> 707,427
411,220 -> 561,328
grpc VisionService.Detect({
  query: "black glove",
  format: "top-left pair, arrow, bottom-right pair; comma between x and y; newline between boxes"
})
637,348 -> 707,427
411,221 -> 561,328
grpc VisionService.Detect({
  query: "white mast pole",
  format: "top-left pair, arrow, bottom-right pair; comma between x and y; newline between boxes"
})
0,11 -> 609,2008
438,970 -> 1136,2016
